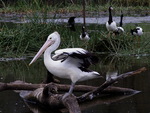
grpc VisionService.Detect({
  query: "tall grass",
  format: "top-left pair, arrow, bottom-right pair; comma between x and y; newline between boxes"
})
0,19 -> 149,57
0,0 -> 149,14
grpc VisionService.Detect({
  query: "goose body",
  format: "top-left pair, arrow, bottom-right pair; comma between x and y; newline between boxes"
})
106,6 -> 118,32
29,32 -> 101,98
117,27 -> 124,33
115,13 -> 125,34
80,26 -> 90,41
131,27 -> 143,36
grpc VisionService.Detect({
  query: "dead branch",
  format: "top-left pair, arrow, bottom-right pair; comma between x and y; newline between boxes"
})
0,81 -> 96,92
0,81 -> 139,95
62,95 -> 81,113
77,67 -> 146,102
21,85 -> 81,113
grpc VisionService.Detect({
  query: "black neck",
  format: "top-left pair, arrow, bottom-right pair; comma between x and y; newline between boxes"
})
108,7 -> 113,24
82,26 -> 86,37
82,26 -> 85,33
119,14 -> 123,27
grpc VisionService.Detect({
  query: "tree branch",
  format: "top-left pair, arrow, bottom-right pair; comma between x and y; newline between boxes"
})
77,67 -> 146,102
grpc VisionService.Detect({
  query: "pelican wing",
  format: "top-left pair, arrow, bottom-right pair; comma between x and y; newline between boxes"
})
52,48 -> 99,69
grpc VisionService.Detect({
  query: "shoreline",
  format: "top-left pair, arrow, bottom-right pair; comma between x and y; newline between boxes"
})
0,14 -> 149,24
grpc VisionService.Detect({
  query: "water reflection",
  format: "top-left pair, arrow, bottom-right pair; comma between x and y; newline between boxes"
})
0,54 -> 150,113
1,15 -> 150,24
22,91 -> 139,113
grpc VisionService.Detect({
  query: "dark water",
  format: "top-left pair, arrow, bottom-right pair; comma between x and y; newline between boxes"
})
0,54 -> 150,113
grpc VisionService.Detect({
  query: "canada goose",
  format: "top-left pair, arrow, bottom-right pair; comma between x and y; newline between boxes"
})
114,13 -> 125,35
106,6 -> 118,32
131,27 -> 143,36
80,26 -> 90,41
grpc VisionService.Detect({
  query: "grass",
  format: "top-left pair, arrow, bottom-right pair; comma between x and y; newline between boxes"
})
0,19 -> 150,57
0,0 -> 149,15
0,0 -> 149,57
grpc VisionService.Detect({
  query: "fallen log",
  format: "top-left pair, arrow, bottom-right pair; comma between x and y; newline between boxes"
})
77,67 -> 146,102
0,81 -> 139,95
0,81 -> 96,92
20,85 -> 81,113
0,67 -> 146,113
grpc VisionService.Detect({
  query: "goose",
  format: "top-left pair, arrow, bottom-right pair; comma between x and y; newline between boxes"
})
114,13 -> 125,34
106,6 -> 118,32
131,27 -> 143,36
80,26 -> 90,41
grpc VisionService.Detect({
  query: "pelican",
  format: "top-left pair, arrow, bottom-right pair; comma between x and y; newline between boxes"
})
67,16 -> 76,31
80,26 -> 90,41
106,6 -> 118,32
29,31 -> 101,99
131,27 -> 143,36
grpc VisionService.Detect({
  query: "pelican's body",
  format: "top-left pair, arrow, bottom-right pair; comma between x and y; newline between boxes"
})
131,27 -> 143,36
45,48 -> 99,83
29,32 -> 101,98
106,6 -> 118,32
80,26 -> 90,41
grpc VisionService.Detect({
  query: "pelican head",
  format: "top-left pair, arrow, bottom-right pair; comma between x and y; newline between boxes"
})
29,31 -> 60,65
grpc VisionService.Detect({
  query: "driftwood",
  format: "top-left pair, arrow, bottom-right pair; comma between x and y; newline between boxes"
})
78,67 -> 146,102
0,67 -> 146,113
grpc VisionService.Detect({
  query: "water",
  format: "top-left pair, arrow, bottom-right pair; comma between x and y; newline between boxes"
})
0,54 -> 150,113
0,13 -> 150,24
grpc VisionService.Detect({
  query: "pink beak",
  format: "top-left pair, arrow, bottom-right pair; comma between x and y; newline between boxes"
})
29,39 -> 55,66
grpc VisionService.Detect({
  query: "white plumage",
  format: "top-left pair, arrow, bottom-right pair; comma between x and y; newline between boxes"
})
80,26 -> 90,41
106,6 -> 118,32
117,27 -> 124,33
131,27 -> 143,36
116,13 -> 125,34
29,31 -> 101,98
106,21 -> 118,32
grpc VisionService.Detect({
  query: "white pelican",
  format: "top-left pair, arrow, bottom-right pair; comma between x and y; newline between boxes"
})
80,26 -> 90,41
106,6 -> 118,32
67,17 -> 76,31
29,31 -> 101,99
131,27 -> 143,36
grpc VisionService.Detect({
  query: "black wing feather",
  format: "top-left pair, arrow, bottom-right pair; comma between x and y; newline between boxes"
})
69,51 -> 99,68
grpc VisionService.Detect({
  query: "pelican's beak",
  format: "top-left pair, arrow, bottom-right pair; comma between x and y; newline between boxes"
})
29,40 -> 55,66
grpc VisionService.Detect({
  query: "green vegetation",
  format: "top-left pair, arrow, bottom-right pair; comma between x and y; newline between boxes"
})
0,0 -> 149,15
0,19 -> 149,57
0,0 -> 150,57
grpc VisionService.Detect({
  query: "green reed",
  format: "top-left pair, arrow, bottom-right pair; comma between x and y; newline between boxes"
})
0,0 -> 149,14
0,14 -> 150,57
